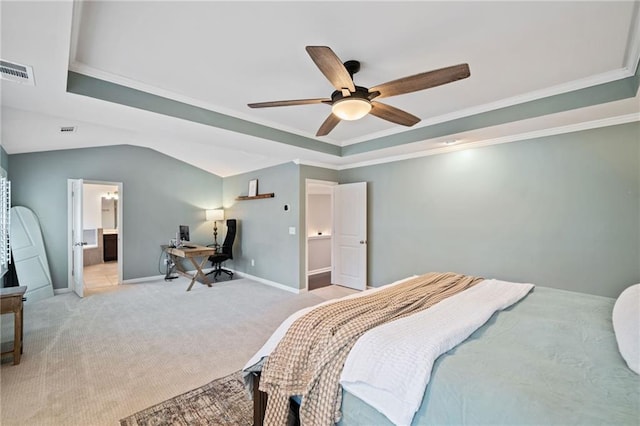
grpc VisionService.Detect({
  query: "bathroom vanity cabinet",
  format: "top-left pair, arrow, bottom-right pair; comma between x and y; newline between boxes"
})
103,233 -> 118,262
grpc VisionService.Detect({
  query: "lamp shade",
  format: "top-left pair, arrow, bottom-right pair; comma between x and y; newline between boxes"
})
205,209 -> 224,221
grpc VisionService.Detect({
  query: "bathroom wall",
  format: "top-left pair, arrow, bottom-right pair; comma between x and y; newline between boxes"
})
307,193 -> 332,273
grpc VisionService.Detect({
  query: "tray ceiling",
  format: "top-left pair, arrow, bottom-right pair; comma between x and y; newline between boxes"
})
1,1 -> 638,176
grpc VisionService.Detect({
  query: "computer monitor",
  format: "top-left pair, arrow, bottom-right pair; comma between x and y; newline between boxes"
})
179,225 -> 190,242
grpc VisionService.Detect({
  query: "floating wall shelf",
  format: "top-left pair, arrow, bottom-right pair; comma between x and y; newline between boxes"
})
236,193 -> 275,201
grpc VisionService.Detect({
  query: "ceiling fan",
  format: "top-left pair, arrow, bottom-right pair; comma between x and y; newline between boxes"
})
248,46 -> 470,137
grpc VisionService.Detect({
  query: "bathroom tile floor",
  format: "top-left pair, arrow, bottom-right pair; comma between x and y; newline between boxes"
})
84,261 -> 118,289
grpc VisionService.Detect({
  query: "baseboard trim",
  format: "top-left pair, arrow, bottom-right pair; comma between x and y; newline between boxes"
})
54,288 -> 72,295
233,271 -> 301,294
308,267 -> 331,276
99,268 -> 300,293
122,268 -> 215,284
122,274 -> 166,284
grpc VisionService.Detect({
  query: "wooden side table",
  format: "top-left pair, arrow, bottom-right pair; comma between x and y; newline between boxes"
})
1,286 -> 27,365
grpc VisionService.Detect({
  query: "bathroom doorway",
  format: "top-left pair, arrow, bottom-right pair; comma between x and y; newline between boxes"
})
68,181 -> 122,294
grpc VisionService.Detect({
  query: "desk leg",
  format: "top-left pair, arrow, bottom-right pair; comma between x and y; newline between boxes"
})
195,257 -> 212,287
186,257 -> 212,291
14,306 -> 22,365
171,255 -> 183,275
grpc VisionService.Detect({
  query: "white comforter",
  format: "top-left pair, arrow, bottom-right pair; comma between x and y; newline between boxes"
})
243,277 -> 534,426
340,279 -> 534,425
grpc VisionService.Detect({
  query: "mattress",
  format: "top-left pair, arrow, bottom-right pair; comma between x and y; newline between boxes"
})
338,286 -> 639,425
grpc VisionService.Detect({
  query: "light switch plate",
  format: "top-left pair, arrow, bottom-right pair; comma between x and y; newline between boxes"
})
289,227 -> 296,235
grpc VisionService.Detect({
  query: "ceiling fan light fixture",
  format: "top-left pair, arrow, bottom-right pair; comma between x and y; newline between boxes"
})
332,97 -> 371,121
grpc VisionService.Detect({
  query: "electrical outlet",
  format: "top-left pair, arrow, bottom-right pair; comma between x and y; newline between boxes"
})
251,259 -> 255,267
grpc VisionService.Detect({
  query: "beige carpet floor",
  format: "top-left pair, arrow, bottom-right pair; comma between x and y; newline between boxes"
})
0,277 -> 355,426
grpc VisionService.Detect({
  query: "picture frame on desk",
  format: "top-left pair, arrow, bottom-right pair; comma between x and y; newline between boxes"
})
248,179 -> 258,197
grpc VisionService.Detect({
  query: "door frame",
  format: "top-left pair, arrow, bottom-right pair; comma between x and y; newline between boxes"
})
67,179 -> 123,292
304,179 -> 337,291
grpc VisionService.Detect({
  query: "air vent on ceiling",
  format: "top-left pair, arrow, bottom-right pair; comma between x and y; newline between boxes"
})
0,59 -> 35,86
60,126 -> 77,133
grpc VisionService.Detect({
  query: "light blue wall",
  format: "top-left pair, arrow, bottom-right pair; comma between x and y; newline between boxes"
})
9,145 -> 222,289
6,124 -> 637,298
217,163 -> 338,291
339,122 -> 640,298
222,162 -> 301,289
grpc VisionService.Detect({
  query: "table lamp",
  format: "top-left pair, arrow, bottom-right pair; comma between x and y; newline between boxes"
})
205,209 -> 225,247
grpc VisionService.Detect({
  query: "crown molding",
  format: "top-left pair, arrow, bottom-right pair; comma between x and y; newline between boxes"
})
339,113 -> 640,171
67,61 -> 337,146
292,159 -> 340,170
341,67 -> 635,147
70,59 -> 636,156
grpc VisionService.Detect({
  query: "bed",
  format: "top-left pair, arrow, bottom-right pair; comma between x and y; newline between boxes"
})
244,273 -> 639,425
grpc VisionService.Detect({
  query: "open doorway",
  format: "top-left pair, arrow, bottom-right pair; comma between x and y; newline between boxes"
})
82,183 -> 120,291
68,180 -> 123,296
305,179 -> 337,291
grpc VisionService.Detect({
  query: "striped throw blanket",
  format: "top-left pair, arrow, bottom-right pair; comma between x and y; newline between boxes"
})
259,271 -> 483,425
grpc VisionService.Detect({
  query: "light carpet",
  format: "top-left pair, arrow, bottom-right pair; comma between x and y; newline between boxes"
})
0,277 -> 355,426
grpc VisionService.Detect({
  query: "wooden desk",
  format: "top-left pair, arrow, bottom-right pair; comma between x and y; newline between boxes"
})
165,244 -> 216,291
1,286 -> 27,365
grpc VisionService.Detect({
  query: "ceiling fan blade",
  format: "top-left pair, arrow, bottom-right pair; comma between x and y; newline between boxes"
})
370,102 -> 421,126
248,98 -> 331,108
306,46 -> 355,92
370,63 -> 470,99
316,113 -> 341,136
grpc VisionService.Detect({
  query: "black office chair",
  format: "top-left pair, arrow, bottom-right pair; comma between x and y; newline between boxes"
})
206,219 -> 236,280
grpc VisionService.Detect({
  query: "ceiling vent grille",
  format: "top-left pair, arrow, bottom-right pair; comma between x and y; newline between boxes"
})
60,126 -> 77,133
0,59 -> 35,86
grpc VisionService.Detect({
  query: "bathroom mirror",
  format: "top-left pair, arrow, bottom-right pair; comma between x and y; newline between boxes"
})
101,197 -> 118,230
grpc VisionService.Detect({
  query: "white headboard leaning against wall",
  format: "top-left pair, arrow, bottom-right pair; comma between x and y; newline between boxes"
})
0,167 -> 10,278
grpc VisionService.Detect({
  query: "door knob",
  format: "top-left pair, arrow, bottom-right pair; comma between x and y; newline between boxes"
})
74,242 -> 88,247
359,240 -> 367,244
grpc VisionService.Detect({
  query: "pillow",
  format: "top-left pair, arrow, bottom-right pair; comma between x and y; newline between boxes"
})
612,284 -> 640,374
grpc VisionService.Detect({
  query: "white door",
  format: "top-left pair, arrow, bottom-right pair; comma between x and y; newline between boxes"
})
332,182 -> 367,290
70,179 -> 84,297
10,206 -> 54,302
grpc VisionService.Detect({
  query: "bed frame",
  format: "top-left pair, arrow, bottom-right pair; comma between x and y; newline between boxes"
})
251,371 -> 300,426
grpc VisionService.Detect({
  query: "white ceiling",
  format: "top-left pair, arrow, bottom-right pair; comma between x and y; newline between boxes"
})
1,1 -> 639,177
